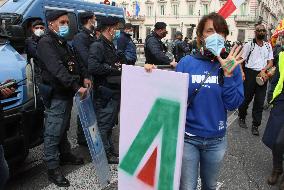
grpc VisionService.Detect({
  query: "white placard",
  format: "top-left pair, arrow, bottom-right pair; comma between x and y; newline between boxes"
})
118,65 -> 189,190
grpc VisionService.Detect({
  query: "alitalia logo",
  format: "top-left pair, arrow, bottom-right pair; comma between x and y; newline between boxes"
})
119,98 -> 180,190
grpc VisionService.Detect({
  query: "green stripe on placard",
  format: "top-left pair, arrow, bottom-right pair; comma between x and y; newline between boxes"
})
119,98 -> 180,190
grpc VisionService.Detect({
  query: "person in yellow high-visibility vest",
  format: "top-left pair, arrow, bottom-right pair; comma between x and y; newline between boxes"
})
262,51 -> 284,189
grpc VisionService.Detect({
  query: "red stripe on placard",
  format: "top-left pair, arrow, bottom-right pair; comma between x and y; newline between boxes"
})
218,0 -> 237,19
137,147 -> 158,187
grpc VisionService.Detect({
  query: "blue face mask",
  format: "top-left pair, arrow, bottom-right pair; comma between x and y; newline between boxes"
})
205,33 -> 225,56
114,30 -> 120,40
58,25 -> 69,37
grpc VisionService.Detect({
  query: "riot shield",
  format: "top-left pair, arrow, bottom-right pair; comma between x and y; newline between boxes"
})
74,90 -> 110,189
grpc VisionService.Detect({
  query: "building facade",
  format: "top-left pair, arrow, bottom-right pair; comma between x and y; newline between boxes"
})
90,0 -> 284,43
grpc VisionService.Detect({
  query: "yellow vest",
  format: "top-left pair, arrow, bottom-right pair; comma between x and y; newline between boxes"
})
271,52 -> 284,103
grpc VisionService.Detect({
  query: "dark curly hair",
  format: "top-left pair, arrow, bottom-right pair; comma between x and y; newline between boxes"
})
196,12 -> 229,48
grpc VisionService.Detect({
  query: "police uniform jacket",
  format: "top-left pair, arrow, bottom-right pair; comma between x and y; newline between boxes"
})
117,31 -> 137,65
25,34 -> 41,63
72,27 -> 96,67
144,32 -> 171,65
88,35 -> 121,88
25,34 -> 42,82
173,39 -> 190,62
37,29 -> 88,98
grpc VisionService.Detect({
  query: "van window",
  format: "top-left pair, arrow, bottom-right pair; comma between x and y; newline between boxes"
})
45,11 -> 78,41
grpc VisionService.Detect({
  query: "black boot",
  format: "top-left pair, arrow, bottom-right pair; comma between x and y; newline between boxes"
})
107,152 -> 119,164
267,169 -> 283,185
48,167 -> 70,187
279,176 -> 284,190
60,152 -> 84,166
238,118 -> 247,128
251,125 -> 259,136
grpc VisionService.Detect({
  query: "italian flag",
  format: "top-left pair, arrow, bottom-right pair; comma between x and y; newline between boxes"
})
218,0 -> 245,19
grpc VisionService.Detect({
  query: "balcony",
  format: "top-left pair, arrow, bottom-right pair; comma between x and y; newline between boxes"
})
126,15 -> 146,22
234,15 -> 256,23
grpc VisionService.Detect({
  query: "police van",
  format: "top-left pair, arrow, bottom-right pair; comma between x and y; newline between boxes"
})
0,0 -> 124,166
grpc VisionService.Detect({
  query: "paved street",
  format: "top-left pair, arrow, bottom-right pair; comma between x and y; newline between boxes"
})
3,54 -> 280,190
5,102 -> 280,190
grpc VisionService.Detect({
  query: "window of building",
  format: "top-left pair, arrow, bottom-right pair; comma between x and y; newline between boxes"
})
187,27 -> 194,39
237,29 -> 245,42
240,3 -> 248,15
132,3 -> 136,15
146,27 -> 152,36
160,5 -> 165,15
188,2 -> 194,15
203,4 -> 209,15
146,5 -> 153,16
172,4 -> 178,16
171,28 -> 177,40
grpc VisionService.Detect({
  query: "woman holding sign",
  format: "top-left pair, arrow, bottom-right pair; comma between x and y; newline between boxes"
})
145,12 -> 244,190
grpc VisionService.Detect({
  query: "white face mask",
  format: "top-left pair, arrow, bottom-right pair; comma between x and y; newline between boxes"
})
128,31 -> 134,36
34,29 -> 44,37
89,19 -> 97,28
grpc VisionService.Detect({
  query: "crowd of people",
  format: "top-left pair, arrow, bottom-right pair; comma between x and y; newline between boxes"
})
0,9 -> 283,190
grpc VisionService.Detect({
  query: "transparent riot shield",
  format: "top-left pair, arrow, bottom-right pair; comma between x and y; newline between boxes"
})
74,90 -> 110,189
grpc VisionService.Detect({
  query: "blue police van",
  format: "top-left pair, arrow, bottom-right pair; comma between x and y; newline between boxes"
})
0,0 -> 124,166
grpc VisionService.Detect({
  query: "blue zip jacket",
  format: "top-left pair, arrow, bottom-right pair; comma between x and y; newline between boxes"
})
117,31 -> 137,65
176,55 -> 244,138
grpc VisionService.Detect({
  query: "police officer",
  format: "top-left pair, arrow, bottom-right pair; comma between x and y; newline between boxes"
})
73,11 -> 97,68
25,20 -> 45,70
37,10 -> 92,187
117,23 -> 137,65
88,16 -> 121,164
25,20 -> 46,147
73,11 -> 97,146
144,22 -> 177,66
25,20 -> 45,82
172,31 -> 190,62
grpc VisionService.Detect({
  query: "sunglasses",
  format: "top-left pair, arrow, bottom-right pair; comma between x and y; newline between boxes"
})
34,26 -> 45,30
256,29 -> 266,33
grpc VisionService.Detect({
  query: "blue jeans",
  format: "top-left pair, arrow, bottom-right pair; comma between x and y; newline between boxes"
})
180,135 -> 227,190
44,99 -> 72,169
0,145 -> 9,190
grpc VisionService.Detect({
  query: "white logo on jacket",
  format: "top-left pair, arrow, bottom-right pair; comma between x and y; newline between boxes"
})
218,121 -> 225,131
191,75 -> 219,85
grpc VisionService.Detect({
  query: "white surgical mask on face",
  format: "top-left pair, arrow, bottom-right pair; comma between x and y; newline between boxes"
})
127,31 -> 134,36
93,21 -> 97,28
34,29 -> 44,37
